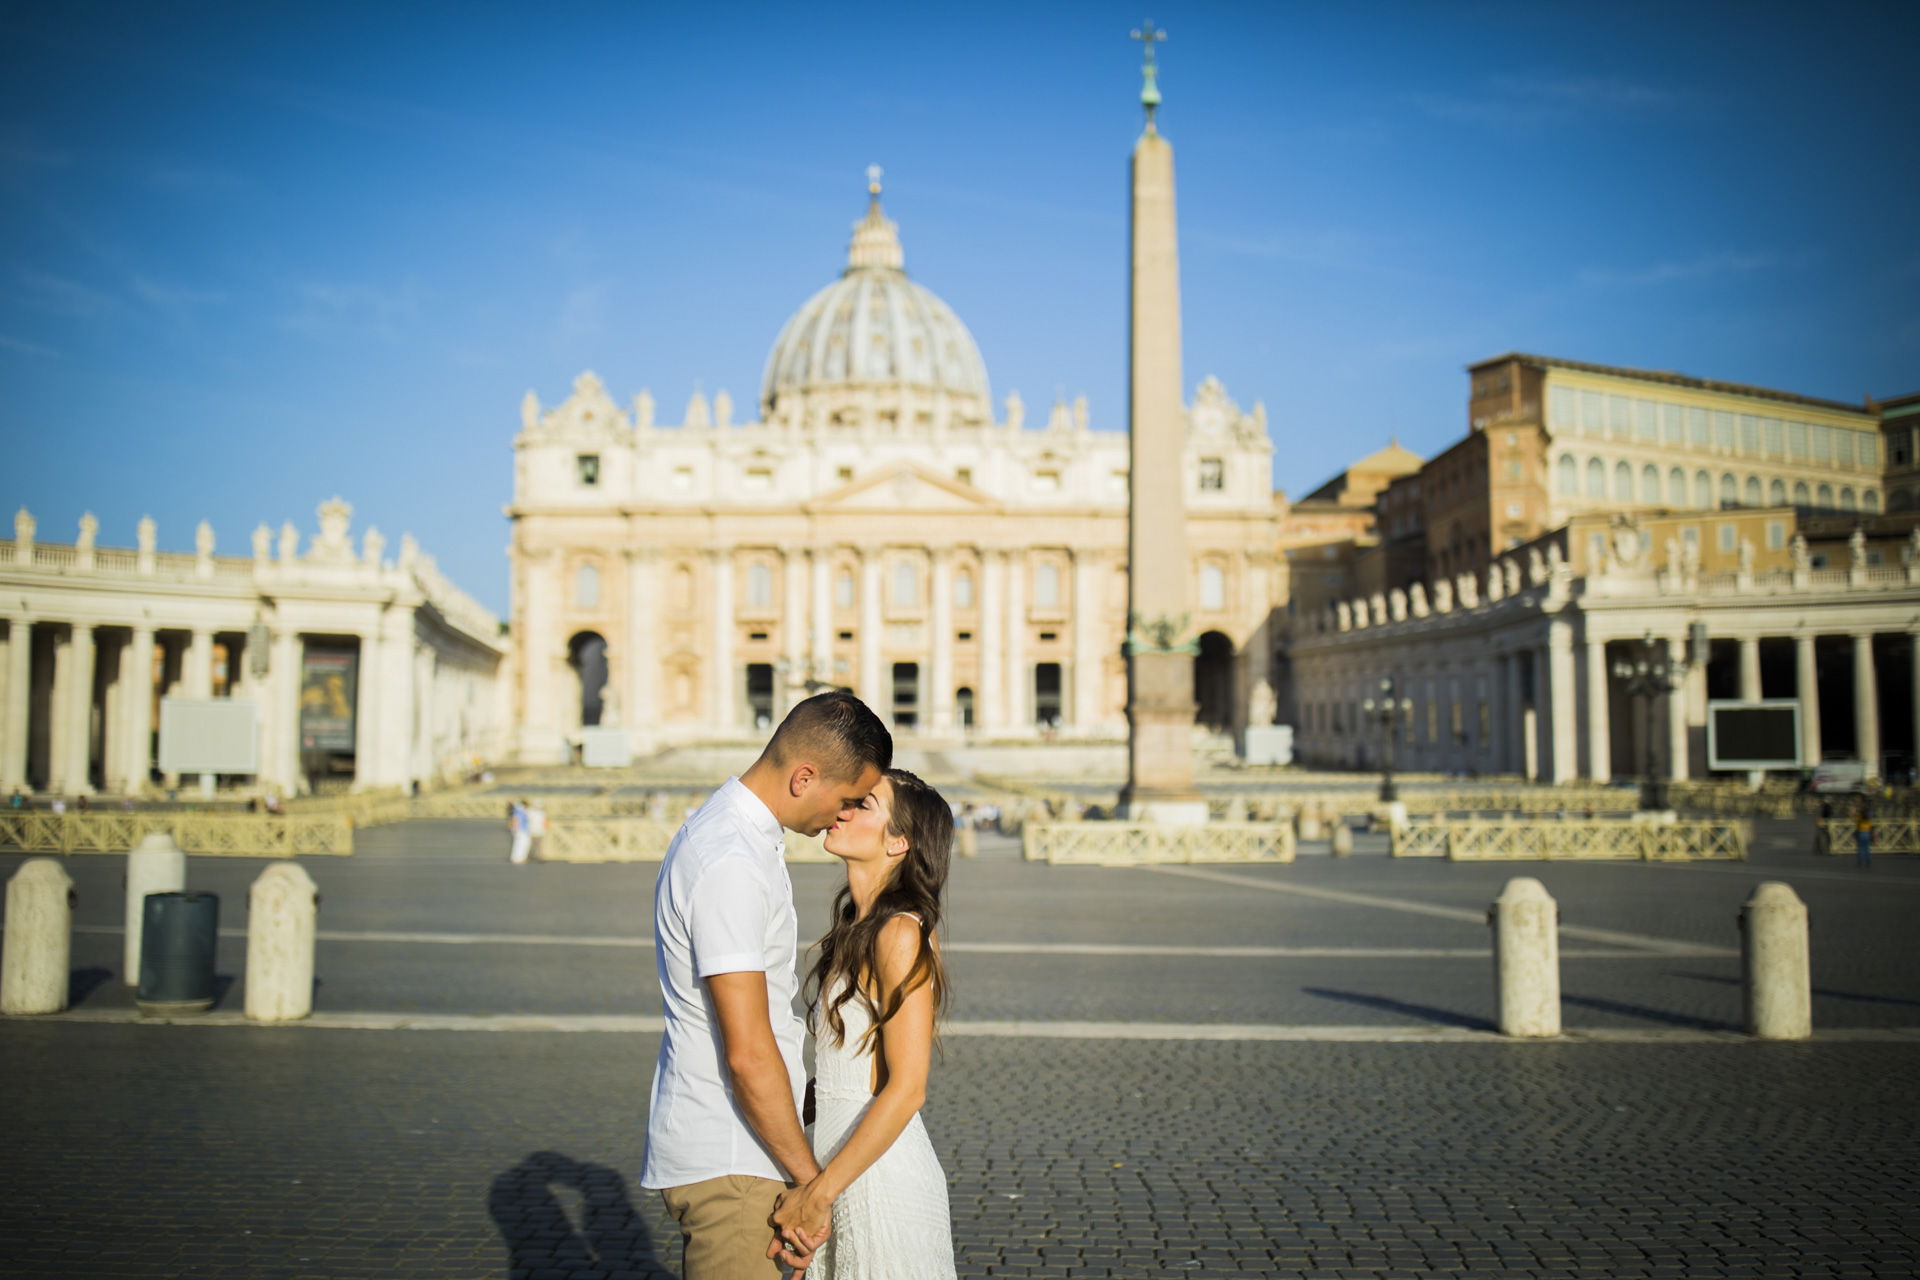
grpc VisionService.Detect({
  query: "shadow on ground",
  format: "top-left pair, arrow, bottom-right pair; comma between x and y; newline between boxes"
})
489,1150 -> 671,1279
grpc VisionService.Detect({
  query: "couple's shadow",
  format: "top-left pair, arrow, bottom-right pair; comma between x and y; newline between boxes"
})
489,1150 -> 672,1278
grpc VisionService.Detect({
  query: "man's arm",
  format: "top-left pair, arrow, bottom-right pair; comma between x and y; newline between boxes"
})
707,969 -> 820,1186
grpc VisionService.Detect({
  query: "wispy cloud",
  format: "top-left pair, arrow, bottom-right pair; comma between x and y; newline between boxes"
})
131,275 -> 228,311
15,267 -> 122,318
554,283 -> 610,346
0,333 -> 61,358
1578,250 -> 1780,288
280,279 -> 423,343
1404,69 -> 1689,134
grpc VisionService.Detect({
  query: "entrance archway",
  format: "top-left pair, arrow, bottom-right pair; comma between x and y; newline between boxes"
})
1194,631 -> 1235,731
567,632 -> 608,729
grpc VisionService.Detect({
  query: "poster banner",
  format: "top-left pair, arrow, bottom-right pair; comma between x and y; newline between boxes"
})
300,645 -> 358,753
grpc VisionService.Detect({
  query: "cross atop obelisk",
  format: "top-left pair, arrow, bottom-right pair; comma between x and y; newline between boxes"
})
1118,22 -> 1203,823
1130,20 -> 1166,128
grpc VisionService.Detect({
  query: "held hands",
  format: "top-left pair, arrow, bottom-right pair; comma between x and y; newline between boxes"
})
768,1178 -> 834,1272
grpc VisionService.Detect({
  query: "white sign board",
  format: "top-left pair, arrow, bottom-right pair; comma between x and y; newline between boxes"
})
159,698 -> 260,775
1706,699 -> 1802,772
579,726 -> 633,768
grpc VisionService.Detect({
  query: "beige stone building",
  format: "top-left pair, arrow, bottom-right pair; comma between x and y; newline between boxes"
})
506,185 -> 1283,762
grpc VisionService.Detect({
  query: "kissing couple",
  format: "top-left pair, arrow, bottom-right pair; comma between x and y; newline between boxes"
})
640,690 -> 958,1278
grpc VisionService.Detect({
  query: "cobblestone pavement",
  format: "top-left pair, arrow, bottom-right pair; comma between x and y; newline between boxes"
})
3,1024 -> 1918,1278
5,812 -> 1920,1277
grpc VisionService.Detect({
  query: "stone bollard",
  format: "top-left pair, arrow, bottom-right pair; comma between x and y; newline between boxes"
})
246,862 -> 319,1022
956,826 -> 978,858
1296,806 -> 1324,842
2,859 -> 75,1015
1740,881 -> 1811,1040
1489,877 -> 1560,1037
124,831 -> 186,986
1329,820 -> 1354,857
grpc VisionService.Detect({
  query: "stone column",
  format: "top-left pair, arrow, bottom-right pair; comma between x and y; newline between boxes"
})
1004,551 -> 1027,730
1504,650 -> 1527,779
1546,621 -> 1576,783
1739,636 -> 1762,701
46,626 -> 72,792
1071,549 -> 1104,734
60,624 -> 96,795
929,547 -> 954,732
353,627 -> 380,789
183,628 -> 214,700
858,548 -> 883,710
979,550 -> 1004,733
1,618 -> 28,791
1583,636 -> 1611,783
270,628 -> 301,791
1795,633 -> 1821,768
411,642 -> 436,785
1854,632 -> 1879,777
709,549 -> 735,732
121,626 -> 155,793
1120,117 -> 1201,820
782,548 -> 807,717
810,549 -> 833,689
626,548 -> 659,744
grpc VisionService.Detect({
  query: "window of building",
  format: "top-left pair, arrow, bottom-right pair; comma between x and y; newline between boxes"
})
1863,490 -> 1881,514
1762,417 -> 1783,455
1669,466 -> 1687,506
1033,561 -> 1061,607
1816,483 -> 1833,509
957,630 -> 973,642
1548,385 -> 1574,428
1555,454 -> 1577,494
1695,471 -> 1713,510
1739,415 -> 1760,453
575,562 -> 600,609
1786,420 -> 1809,458
1506,458 -> 1522,480
1608,395 -> 1632,437
1713,411 -> 1736,450
1506,501 -> 1522,518
1199,563 -> 1225,611
1769,478 -> 1786,505
1683,526 -> 1700,548
746,562 -> 773,608
1110,469 -> 1128,496
1719,473 -> 1738,508
836,465 -> 854,484
1718,524 -> 1737,552
955,467 -> 973,486
1660,402 -> 1685,443
891,560 -> 919,608
1859,435 -> 1879,467
838,629 -> 854,641
1614,460 -> 1634,501
1589,531 -> 1606,563
1793,480 -> 1810,508
1032,469 -> 1061,493
1811,424 -> 1832,462
1766,520 -> 1786,550
743,467 -> 773,491
955,571 -> 974,609
1585,457 -> 1606,497
1839,487 -> 1857,513
672,466 -> 693,490
748,631 -> 768,642
576,454 -> 600,487
834,571 -> 855,609
1580,390 -> 1605,434
1687,407 -> 1710,448
1744,476 -> 1762,507
1198,458 -> 1225,491
1633,399 -> 1657,439
1037,630 -> 1057,642
1833,432 -> 1853,467
1641,464 -> 1661,504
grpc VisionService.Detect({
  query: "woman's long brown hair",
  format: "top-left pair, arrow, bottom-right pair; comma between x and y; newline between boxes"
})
804,768 -> 951,1050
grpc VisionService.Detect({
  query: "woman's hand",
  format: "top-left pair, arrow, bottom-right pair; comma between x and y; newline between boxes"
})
768,1178 -> 834,1270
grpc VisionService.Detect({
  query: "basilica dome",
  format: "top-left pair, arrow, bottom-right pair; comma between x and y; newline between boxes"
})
759,178 -> 992,428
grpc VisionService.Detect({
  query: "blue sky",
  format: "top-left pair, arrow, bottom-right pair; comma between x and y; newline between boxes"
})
3,1 -> 1916,614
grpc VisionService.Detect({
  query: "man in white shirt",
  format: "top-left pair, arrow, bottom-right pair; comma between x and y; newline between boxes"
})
642,690 -> 892,1279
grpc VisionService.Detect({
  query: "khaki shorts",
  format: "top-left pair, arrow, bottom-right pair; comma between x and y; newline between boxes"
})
660,1174 -> 786,1280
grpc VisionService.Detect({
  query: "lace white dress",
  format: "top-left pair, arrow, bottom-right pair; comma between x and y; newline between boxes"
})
808,974 -> 957,1279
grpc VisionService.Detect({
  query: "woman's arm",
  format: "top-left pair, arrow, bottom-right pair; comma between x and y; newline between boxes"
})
771,914 -> 935,1240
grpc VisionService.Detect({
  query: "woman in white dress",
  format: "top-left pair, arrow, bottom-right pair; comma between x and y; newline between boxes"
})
769,768 -> 957,1279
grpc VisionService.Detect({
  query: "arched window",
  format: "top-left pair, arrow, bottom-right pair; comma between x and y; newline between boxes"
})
1585,457 -> 1606,497
1034,561 -> 1060,608
1718,473 -> 1738,508
1744,476 -> 1762,507
1793,481 -> 1810,508
1614,460 -> 1634,501
1668,467 -> 1687,507
1769,478 -> 1786,505
954,570 -> 974,609
891,560 -> 919,607
746,562 -> 773,608
1641,464 -> 1661,504
834,570 -> 855,609
1198,563 -> 1226,612
1694,471 -> 1713,509
1816,483 -> 1833,510
575,562 -> 600,610
1863,489 -> 1881,514
1555,454 -> 1577,494
1838,486 -> 1857,513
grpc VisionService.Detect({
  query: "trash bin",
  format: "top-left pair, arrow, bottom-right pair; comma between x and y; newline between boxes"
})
137,891 -> 219,1014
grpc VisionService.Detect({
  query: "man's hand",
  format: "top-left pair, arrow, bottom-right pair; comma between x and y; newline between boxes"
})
765,1216 -> 831,1272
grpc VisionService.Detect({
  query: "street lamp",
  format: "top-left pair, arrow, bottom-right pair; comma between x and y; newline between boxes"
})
1610,629 -> 1697,812
1361,676 -> 1413,802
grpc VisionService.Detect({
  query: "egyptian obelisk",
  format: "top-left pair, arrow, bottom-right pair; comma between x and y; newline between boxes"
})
1118,23 -> 1206,824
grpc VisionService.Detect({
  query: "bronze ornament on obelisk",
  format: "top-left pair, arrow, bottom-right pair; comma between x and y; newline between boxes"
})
1118,22 -> 1206,824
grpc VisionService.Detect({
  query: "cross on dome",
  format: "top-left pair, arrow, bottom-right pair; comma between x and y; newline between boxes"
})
866,163 -> 883,197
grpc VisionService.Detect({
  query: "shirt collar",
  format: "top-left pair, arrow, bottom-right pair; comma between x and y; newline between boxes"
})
720,777 -> 786,855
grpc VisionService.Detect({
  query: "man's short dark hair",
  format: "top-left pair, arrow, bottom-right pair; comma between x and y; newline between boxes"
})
765,690 -> 893,783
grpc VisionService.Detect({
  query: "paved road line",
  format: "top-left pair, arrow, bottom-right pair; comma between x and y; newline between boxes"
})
1137,864 -> 1738,957
1587,860 -> 1920,887
57,924 -> 1670,960
12,1008 -> 1919,1042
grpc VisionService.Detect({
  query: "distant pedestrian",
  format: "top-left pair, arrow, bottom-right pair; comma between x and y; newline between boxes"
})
7,790 -> 21,809
50,797 -> 66,815
525,801 -> 548,859
75,794 -> 89,812
508,799 -> 531,865
1854,805 -> 1873,869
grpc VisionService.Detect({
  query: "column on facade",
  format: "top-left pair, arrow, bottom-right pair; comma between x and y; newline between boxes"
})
184,628 -> 214,699
65,623 -> 96,794
1070,549 -> 1103,734
1546,620 -> 1576,783
46,624 -> 72,792
1854,632 -> 1879,777
1583,635 -> 1611,784
929,547 -> 954,733
412,642 -> 436,785
1794,633 -> 1821,770
1655,632 -> 1686,784
269,627 -> 301,792
781,548 -> 807,718
709,549 -> 735,732
517,551 -> 560,761
1738,636 -> 1762,702
353,624 -> 381,789
1505,650 -> 1529,780
121,625 -> 155,792
1911,633 -> 1920,778
809,549 -> 833,688
1,618 -> 28,790
1003,551 -> 1027,730
381,611 -> 414,789
858,548 -> 883,711
626,549 -> 660,741
978,550 -> 1004,734
100,630 -> 126,792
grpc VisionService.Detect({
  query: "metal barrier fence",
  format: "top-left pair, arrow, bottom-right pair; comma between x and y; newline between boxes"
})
0,811 -> 353,857
1819,818 -> 1920,854
1392,818 -> 1746,861
1022,821 -> 1296,866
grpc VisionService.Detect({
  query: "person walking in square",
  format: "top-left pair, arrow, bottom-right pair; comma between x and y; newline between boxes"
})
1853,802 -> 1873,868
640,690 -> 892,1279
507,799 -> 531,865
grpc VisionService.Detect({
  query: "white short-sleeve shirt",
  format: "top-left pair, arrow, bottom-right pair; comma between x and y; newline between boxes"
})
640,777 -> 805,1189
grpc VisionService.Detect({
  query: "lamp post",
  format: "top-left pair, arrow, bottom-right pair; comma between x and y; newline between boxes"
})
1610,629 -> 1697,812
1361,676 -> 1413,803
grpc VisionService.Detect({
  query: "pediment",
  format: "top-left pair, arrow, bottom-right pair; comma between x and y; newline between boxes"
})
807,463 -> 1002,514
